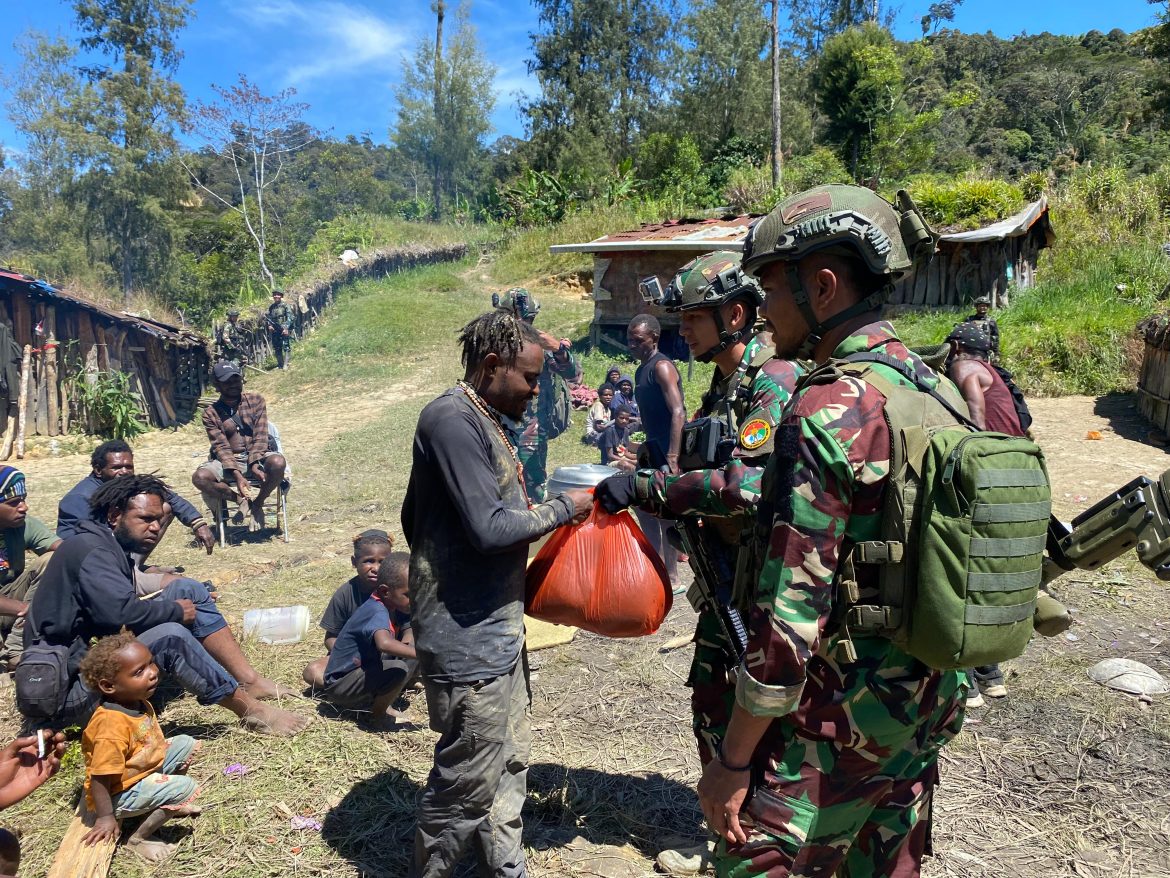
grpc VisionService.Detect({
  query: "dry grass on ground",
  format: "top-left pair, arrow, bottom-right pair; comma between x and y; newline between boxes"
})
2,265 -> 1168,878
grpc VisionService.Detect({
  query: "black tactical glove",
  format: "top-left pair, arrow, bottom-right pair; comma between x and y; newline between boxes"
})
595,473 -> 637,513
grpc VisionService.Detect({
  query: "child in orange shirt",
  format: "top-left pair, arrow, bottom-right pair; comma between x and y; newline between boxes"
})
79,632 -> 202,863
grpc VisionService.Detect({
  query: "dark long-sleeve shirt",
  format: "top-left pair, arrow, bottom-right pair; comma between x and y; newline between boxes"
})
201,392 -> 270,471
28,521 -> 185,670
401,388 -> 574,684
56,474 -> 206,540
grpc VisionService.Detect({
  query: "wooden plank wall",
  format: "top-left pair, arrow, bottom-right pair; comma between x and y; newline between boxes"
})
0,290 -> 209,437
1138,342 -> 1170,435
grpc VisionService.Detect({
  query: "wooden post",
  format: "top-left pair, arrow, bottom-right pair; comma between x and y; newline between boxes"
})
45,338 -> 59,436
0,411 -> 12,461
15,344 -> 31,459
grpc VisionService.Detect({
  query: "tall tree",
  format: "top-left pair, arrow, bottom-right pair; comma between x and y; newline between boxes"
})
771,0 -> 783,187
71,0 -> 192,303
392,2 -> 496,218
182,76 -> 315,287
675,0 -> 770,147
432,0 -> 445,219
524,0 -> 673,175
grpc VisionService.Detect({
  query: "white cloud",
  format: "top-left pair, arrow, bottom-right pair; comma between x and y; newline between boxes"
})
231,0 -> 417,87
492,63 -> 536,103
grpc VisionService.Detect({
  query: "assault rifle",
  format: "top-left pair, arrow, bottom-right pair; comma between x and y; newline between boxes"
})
674,517 -> 750,665
1046,469 -> 1170,584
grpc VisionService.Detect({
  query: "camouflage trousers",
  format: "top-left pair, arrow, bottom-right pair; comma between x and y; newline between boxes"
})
688,608 -> 739,767
715,646 -> 967,878
518,437 -> 548,503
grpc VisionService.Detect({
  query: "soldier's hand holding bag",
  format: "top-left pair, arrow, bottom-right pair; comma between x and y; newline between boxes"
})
525,499 -> 672,637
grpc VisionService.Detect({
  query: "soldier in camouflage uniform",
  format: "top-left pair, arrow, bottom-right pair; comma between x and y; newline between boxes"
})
689,185 -> 967,878
493,289 -> 580,501
597,252 -> 803,876
266,289 -> 295,370
964,295 -> 1000,360
217,309 -> 246,367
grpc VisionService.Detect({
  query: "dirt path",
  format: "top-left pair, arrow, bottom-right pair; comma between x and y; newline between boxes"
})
4,372 -> 1168,877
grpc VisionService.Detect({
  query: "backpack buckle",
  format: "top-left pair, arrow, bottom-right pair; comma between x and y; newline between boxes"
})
848,605 -> 895,631
853,541 -> 904,564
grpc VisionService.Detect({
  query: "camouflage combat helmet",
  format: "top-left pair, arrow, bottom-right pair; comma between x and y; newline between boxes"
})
492,288 -> 541,323
664,251 -> 763,363
740,184 -> 937,357
973,295 -> 991,307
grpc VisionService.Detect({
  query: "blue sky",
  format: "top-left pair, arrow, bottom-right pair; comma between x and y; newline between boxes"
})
0,0 -> 1161,156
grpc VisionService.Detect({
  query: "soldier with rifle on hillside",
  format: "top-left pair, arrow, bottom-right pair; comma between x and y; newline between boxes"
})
595,252 -> 803,877
217,309 -> 247,367
266,289 -> 295,370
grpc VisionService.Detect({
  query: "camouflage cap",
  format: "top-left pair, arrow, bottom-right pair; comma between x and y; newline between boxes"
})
227,309 -> 240,317
973,295 -> 991,306
491,288 -> 541,322
947,322 -> 991,353
664,251 -> 763,313
741,184 -> 936,279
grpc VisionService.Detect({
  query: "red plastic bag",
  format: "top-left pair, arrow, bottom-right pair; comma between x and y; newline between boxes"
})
525,502 -> 672,637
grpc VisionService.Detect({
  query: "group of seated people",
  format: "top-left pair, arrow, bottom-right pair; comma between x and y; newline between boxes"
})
0,361 -> 418,870
583,364 -> 641,450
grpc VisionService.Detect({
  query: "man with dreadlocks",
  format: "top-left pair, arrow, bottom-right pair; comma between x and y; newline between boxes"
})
402,309 -> 592,878
24,474 -> 310,737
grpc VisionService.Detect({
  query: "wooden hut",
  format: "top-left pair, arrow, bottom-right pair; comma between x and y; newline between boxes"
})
551,197 -> 1054,349
1135,313 -> 1170,437
0,269 -> 210,437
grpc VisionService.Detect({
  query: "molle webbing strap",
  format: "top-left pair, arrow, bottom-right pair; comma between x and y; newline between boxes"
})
975,469 -> 1049,489
967,569 -> 1043,593
970,534 -> 1047,558
972,501 -> 1051,523
965,602 -> 1036,625
844,351 -> 976,429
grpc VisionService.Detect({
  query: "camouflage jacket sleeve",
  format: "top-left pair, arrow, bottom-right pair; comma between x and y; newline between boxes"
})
735,374 -> 891,718
636,358 -> 802,518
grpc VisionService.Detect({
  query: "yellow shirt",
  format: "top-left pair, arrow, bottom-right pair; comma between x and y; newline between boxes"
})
82,700 -> 168,808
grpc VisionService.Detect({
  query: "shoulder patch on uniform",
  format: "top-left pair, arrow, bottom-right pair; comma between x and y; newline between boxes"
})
740,418 -> 771,450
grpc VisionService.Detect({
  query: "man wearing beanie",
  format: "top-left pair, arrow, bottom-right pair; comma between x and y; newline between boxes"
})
0,467 -> 61,669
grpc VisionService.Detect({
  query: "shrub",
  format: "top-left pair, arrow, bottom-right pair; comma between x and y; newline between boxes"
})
910,178 -> 1025,230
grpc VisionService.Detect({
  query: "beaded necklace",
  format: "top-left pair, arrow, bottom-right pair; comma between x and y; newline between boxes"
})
457,381 -> 532,509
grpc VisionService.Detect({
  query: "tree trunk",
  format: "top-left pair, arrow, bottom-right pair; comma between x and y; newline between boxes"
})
771,0 -> 783,190
432,0 -> 445,222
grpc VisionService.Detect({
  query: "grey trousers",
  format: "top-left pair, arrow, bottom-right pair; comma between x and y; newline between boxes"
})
410,652 -> 532,878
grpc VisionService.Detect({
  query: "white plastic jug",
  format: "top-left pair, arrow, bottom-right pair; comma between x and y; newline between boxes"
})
242,606 -> 311,645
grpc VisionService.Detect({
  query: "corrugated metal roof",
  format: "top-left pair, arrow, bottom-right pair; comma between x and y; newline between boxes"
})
550,198 -> 1053,254
550,215 -> 755,253
0,269 -> 207,347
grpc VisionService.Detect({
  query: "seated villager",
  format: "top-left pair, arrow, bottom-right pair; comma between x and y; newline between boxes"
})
583,384 -> 615,446
79,632 -> 202,863
302,529 -> 393,689
0,466 -> 61,671
316,554 -> 416,730
192,361 -> 287,533
24,474 -> 309,737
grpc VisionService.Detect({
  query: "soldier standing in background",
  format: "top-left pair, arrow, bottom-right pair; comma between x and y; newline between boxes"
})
697,185 -> 966,878
596,252 -> 803,877
217,309 -> 246,367
964,295 -> 1000,360
266,290 -> 295,371
492,289 -> 579,501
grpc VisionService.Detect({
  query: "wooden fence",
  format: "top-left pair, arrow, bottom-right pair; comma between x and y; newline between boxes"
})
211,243 -> 469,367
1136,313 -> 1170,435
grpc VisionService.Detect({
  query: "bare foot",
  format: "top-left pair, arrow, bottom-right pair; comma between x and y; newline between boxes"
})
240,704 -> 311,737
126,836 -> 178,863
242,677 -> 301,700
249,507 -> 266,532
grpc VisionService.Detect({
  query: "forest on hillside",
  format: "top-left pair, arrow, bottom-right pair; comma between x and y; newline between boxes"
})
1,0 -> 1169,326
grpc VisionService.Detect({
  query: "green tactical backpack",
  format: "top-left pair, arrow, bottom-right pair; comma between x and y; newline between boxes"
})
545,372 -> 573,440
829,352 -> 1052,670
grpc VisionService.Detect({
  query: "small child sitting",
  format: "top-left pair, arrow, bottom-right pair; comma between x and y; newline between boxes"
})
583,384 -> 615,446
318,553 -> 416,730
303,528 -> 393,689
79,632 -> 201,863
599,405 -> 637,472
